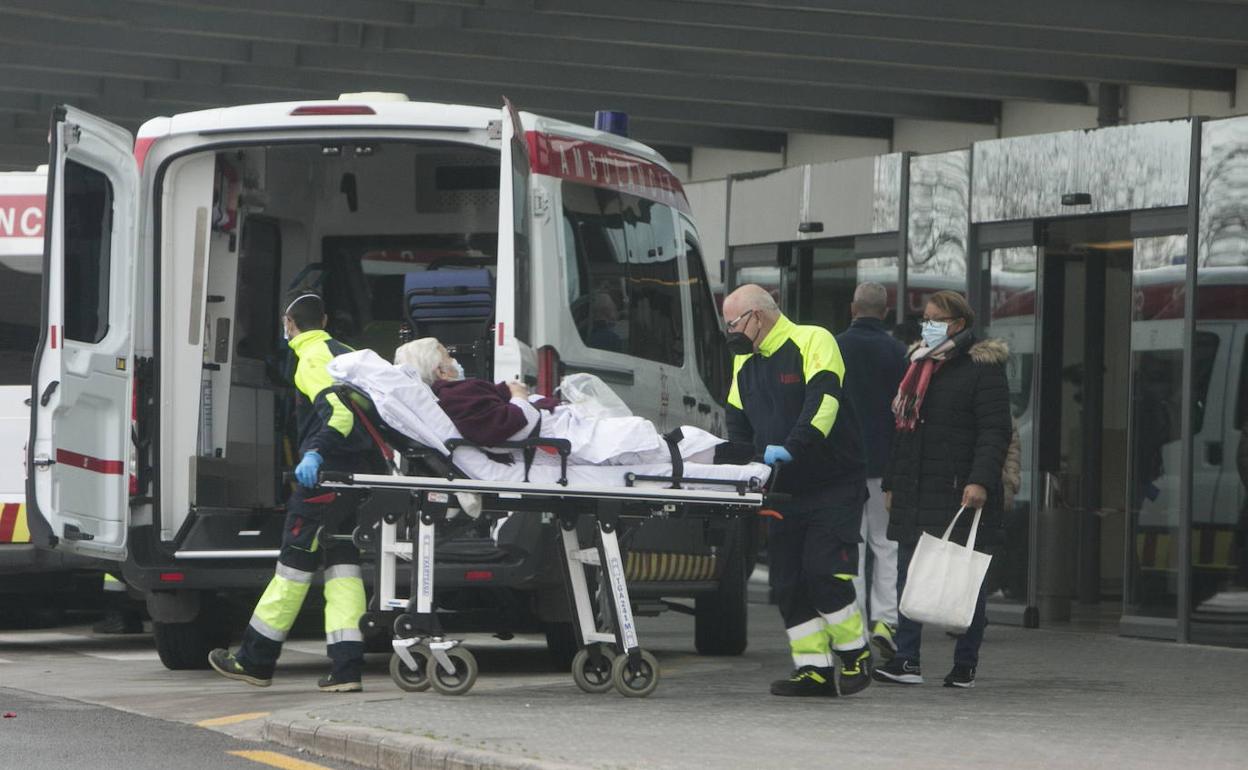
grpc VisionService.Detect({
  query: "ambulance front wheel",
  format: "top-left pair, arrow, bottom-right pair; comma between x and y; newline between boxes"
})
389,646 -> 432,692
571,644 -> 616,694
611,649 -> 660,698
429,646 -> 478,696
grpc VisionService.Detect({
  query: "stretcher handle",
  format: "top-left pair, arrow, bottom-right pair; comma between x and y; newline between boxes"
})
445,437 -> 572,486
761,460 -> 791,506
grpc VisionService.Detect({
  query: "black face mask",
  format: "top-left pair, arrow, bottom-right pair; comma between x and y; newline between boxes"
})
725,331 -> 755,356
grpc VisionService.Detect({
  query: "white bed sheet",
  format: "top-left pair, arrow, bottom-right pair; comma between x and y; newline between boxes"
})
327,350 -> 771,491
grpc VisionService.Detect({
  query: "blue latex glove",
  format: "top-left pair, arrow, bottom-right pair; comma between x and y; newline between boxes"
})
763,445 -> 792,466
295,450 -> 323,488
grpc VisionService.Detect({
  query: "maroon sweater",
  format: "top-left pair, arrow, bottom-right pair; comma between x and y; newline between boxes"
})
431,379 -> 557,445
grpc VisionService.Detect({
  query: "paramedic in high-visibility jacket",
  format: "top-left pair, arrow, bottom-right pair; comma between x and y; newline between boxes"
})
722,284 -> 871,697
210,292 -> 375,692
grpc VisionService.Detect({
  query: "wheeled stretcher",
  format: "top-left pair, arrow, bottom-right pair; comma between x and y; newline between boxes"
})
320,385 -> 771,697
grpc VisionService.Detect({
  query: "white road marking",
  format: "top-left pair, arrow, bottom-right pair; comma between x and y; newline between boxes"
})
0,631 -> 91,644
79,650 -> 163,662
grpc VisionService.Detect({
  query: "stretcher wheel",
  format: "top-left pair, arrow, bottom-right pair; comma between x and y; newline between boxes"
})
389,647 -> 432,692
429,647 -> 478,696
570,644 -> 617,694
351,526 -> 375,550
611,649 -> 660,698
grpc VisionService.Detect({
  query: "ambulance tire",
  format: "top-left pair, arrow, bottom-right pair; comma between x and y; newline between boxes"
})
153,600 -> 230,671
694,525 -> 749,657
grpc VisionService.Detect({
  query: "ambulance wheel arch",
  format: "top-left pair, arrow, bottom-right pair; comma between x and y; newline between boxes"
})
27,106 -> 138,560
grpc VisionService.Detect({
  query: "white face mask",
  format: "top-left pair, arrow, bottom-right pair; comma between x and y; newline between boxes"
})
444,359 -> 465,381
921,320 -> 949,349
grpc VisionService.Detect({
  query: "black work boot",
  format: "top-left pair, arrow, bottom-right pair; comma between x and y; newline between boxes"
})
836,648 -> 873,696
769,665 -> 840,697
208,649 -> 273,688
317,669 -> 363,693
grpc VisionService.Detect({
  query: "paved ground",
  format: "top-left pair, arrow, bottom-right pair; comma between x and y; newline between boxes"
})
0,590 -> 1245,769
0,686 -> 366,770
265,611 -> 1248,770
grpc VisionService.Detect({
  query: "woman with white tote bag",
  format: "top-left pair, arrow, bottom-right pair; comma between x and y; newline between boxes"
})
873,291 -> 1012,689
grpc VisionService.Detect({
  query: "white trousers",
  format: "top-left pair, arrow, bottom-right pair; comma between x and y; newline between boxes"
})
854,477 -> 898,626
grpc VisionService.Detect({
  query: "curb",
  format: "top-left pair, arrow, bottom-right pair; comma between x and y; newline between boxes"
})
264,711 -> 580,770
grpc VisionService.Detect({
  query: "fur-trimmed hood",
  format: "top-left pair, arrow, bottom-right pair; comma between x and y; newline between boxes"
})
969,337 -> 1009,365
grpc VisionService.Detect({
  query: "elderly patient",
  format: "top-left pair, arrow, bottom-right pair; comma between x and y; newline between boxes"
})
393,338 -> 743,466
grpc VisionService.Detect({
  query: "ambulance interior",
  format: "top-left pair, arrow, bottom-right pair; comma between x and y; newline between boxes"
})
158,140 -> 501,542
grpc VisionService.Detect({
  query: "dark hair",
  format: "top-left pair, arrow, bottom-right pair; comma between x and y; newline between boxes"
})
927,290 -> 975,327
284,291 -> 325,332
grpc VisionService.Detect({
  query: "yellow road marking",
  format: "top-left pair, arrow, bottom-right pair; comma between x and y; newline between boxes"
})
228,750 -> 336,770
196,711 -> 271,727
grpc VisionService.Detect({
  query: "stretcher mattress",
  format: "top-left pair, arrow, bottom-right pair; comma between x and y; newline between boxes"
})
327,351 -> 771,491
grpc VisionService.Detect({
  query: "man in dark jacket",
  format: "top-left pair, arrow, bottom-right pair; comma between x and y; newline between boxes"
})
875,290 -> 1011,689
210,292 -> 376,692
723,284 -> 870,698
836,282 -> 907,659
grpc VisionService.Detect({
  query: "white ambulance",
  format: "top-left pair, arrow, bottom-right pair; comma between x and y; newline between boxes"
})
0,167 -> 98,621
27,96 -> 745,667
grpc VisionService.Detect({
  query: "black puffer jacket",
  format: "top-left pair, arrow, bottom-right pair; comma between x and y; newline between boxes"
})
883,333 -> 1012,549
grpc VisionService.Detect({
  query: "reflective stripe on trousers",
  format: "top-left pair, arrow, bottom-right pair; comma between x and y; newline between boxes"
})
786,617 -> 832,668
247,563 -> 315,643
323,563 -> 365,645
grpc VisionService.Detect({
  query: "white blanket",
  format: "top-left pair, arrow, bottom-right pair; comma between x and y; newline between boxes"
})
326,350 -> 771,491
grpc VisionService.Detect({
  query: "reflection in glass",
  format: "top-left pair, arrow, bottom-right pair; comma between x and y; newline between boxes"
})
984,246 -> 1038,606
1126,234 -> 1188,620
1192,116 -> 1248,646
797,245 -> 897,334
907,151 -> 970,323
972,121 -> 1189,224
730,243 -> 791,312
872,154 -> 902,233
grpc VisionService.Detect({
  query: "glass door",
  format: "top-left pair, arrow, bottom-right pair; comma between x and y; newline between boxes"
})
981,236 -> 1041,626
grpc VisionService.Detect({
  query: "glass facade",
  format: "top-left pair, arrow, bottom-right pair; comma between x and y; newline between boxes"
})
714,118 -> 1248,646
1193,116 -> 1248,647
1126,233 -> 1188,621
907,150 -> 970,330
983,246 -> 1038,609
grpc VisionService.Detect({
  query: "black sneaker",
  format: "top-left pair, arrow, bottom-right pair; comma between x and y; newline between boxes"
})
836,648 -> 873,696
872,657 -> 923,684
317,671 -> 363,693
207,648 -> 272,688
943,664 -> 976,688
769,665 -> 839,697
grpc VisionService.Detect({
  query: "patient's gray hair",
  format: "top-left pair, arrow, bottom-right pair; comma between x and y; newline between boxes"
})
394,338 -> 444,384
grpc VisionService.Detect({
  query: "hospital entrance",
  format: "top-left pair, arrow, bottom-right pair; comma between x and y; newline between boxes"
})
983,211 -> 1191,639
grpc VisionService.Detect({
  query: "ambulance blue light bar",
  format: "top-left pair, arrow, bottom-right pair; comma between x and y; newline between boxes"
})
594,111 -> 629,138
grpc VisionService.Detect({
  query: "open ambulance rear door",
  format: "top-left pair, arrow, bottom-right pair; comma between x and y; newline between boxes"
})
493,97 -> 529,384
27,106 -> 138,560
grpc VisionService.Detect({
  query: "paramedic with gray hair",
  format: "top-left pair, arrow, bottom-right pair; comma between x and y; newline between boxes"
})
722,283 -> 871,698
835,281 -> 907,660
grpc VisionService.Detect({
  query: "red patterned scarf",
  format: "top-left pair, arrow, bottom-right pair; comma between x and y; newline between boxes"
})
891,341 -> 954,431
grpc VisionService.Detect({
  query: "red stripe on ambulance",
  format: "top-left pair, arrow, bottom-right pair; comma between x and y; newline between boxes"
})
55,449 -> 125,475
525,132 -> 690,215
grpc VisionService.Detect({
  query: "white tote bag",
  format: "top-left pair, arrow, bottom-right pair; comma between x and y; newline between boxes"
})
898,506 -> 992,632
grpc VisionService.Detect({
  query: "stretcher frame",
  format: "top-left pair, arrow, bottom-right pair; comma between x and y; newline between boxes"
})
319,467 -> 766,697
